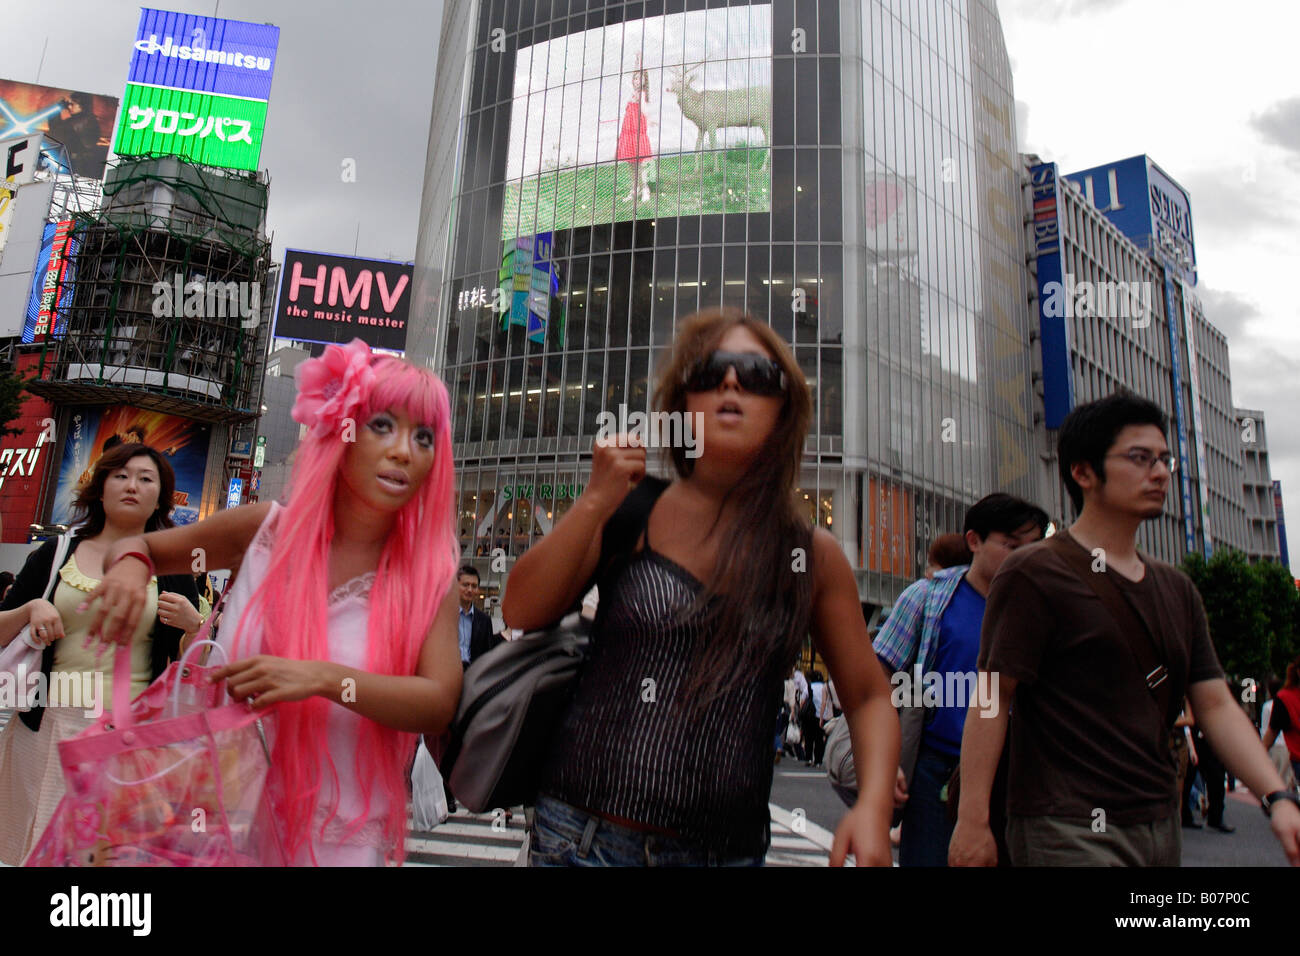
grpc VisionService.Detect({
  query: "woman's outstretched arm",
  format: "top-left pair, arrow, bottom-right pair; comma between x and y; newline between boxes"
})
84,502 -> 271,645
501,435 -> 645,631
211,579 -> 463,736
810,528 -> 900,868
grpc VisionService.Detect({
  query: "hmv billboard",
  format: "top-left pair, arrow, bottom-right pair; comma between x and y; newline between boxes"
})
273,250 -> 412,352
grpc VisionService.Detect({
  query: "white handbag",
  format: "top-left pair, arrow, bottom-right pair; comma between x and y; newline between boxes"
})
0,534 -> 71,711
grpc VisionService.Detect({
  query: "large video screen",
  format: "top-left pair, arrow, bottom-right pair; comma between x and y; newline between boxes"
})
502,4 -> 772,240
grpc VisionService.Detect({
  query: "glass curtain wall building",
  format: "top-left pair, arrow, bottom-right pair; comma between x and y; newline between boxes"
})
412,0 -> 1037,612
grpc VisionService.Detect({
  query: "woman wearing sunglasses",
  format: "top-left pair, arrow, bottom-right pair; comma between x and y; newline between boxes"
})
504,308 -> 899,866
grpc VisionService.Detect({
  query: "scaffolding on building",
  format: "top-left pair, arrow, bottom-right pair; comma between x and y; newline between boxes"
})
25,154 -> 273,424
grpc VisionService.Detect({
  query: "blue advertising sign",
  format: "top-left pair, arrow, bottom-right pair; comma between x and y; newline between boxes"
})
226,477 -> 243,509
1064,155 -> 1196,286
1162,274 -> 1197,554
1273,480 -> 1290,570
22,219 -> 77,343
129,8 -> 280,102
1028,163 -> 1074,429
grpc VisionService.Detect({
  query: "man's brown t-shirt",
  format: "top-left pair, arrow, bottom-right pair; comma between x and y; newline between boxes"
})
978,530 -> 1224,824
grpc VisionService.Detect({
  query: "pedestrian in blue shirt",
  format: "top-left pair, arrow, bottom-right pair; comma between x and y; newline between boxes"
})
873,493 -> 1048,867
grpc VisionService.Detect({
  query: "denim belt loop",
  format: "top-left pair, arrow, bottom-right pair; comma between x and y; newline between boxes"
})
578,815 -> 599,858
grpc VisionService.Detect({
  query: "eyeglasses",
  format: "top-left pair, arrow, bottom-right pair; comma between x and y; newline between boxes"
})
1107,448 -> 1177,472
683,351 -> 786,397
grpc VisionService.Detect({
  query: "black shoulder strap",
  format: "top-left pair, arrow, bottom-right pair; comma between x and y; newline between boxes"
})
596,476 -> 670,574
1044,534 -> 1175,727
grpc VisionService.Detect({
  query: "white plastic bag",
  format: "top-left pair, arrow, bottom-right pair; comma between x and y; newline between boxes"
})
411,739 -> 449,831
0,629 -> 44,712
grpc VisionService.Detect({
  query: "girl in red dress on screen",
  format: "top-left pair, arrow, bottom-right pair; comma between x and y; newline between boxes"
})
617,54 -> 653,205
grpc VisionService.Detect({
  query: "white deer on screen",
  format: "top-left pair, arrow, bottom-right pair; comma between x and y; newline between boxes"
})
666,65 -> 771,172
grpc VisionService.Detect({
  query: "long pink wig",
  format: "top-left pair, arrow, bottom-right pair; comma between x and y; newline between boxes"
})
230,354 -> 459,865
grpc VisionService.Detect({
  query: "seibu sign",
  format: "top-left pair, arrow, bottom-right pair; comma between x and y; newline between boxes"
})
272,249 -> 412,351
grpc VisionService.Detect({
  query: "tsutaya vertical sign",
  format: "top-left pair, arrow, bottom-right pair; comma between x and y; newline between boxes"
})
1273,480 -> 1290,570
1179,280 -> 1212,559
1028,162 -> 1074,429
113,8 -> 280,171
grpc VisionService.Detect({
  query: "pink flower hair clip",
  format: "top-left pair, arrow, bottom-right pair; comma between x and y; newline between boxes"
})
292,338 -> 377,439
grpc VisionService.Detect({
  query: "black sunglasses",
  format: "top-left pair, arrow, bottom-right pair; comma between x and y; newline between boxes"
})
684,351 -> 786,396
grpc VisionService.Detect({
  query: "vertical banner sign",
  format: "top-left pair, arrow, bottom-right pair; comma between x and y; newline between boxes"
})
1161,272 -> 1196,554
114,8 -> 280,172
1029,162 -> 1073,428
23,220 -> 78,342
226,478 -> 243,509
1179,280 -> 1212,558
1273,480 -> 1290,570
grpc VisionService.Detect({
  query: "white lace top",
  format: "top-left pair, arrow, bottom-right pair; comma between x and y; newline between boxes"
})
217,502 -> 390,866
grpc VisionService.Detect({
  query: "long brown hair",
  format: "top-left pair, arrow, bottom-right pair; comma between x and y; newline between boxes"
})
70,442 -> 176,538
652,308 -> 814,705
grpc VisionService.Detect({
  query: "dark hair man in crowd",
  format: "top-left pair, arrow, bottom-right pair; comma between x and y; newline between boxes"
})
874,493 -> 1048,866
950,392 -> 1300,866
456,565 -> 502,668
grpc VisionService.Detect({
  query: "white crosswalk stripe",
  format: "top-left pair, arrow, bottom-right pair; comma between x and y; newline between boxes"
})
401,804 -> 834,867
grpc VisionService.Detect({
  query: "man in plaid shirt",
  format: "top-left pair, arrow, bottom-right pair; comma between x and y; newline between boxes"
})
873,493 -> 1048,866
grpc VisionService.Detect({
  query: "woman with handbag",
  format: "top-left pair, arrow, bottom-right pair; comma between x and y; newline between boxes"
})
84,339 -> 463,866
0,442 -> 203,865
503,308 -> 899,866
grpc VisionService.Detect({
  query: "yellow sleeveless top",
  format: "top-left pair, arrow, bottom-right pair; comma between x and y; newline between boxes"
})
49,553 -> 158,708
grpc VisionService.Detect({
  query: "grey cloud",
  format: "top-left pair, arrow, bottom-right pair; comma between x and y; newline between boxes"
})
1179,169 -> 1298,237
1198,287 -> 1263,349
1251,98 -> 1300,156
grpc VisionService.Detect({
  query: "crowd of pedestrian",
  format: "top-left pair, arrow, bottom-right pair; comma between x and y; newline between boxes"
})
0,314 -> 1297,868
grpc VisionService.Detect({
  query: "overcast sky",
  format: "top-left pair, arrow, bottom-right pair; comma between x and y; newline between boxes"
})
4,0 -> 1298,563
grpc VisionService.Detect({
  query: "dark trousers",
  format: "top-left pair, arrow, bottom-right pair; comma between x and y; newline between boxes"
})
1195,731 -> 1227,825
801,716 -> 825,765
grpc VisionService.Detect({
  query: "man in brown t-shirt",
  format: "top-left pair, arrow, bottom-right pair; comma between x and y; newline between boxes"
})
949,392 -> 1300,866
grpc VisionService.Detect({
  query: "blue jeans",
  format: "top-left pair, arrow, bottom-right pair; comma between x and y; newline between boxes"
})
529,794 -> 765,867
899,744 -> 959,867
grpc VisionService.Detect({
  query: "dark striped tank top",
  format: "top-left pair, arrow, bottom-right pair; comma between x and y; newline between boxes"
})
539,518 -> 789,858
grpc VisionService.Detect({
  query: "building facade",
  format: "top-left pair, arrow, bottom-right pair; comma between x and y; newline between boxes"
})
413,0 -> 1037,613
1235,408 -> 1282,564
1025,154 -> 1254,565
22,155 -> 274,538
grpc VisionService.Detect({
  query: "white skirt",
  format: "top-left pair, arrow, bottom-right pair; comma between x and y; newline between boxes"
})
0,707 -> 95,865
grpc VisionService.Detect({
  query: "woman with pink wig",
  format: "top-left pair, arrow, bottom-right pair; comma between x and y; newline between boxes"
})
82,339 -> 463,865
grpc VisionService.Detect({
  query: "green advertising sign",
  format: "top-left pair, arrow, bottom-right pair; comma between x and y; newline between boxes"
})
113,83 -> 267,171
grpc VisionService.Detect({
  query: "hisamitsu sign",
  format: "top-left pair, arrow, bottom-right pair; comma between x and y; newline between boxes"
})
273,250 -> 412,352
129,8 -> 280,102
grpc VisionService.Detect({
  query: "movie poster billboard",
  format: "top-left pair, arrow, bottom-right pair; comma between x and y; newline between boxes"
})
52,407 -> 212,528
502,4 -> 772,239
0,80 -> 119,180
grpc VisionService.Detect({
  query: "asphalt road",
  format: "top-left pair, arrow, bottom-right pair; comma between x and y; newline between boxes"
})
769,759 -> 1291,867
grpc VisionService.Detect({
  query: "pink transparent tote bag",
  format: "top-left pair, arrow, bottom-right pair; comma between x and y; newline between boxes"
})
25,625 -> 286,867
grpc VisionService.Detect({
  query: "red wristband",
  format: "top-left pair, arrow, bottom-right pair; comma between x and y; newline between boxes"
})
112,550 -> 156,578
